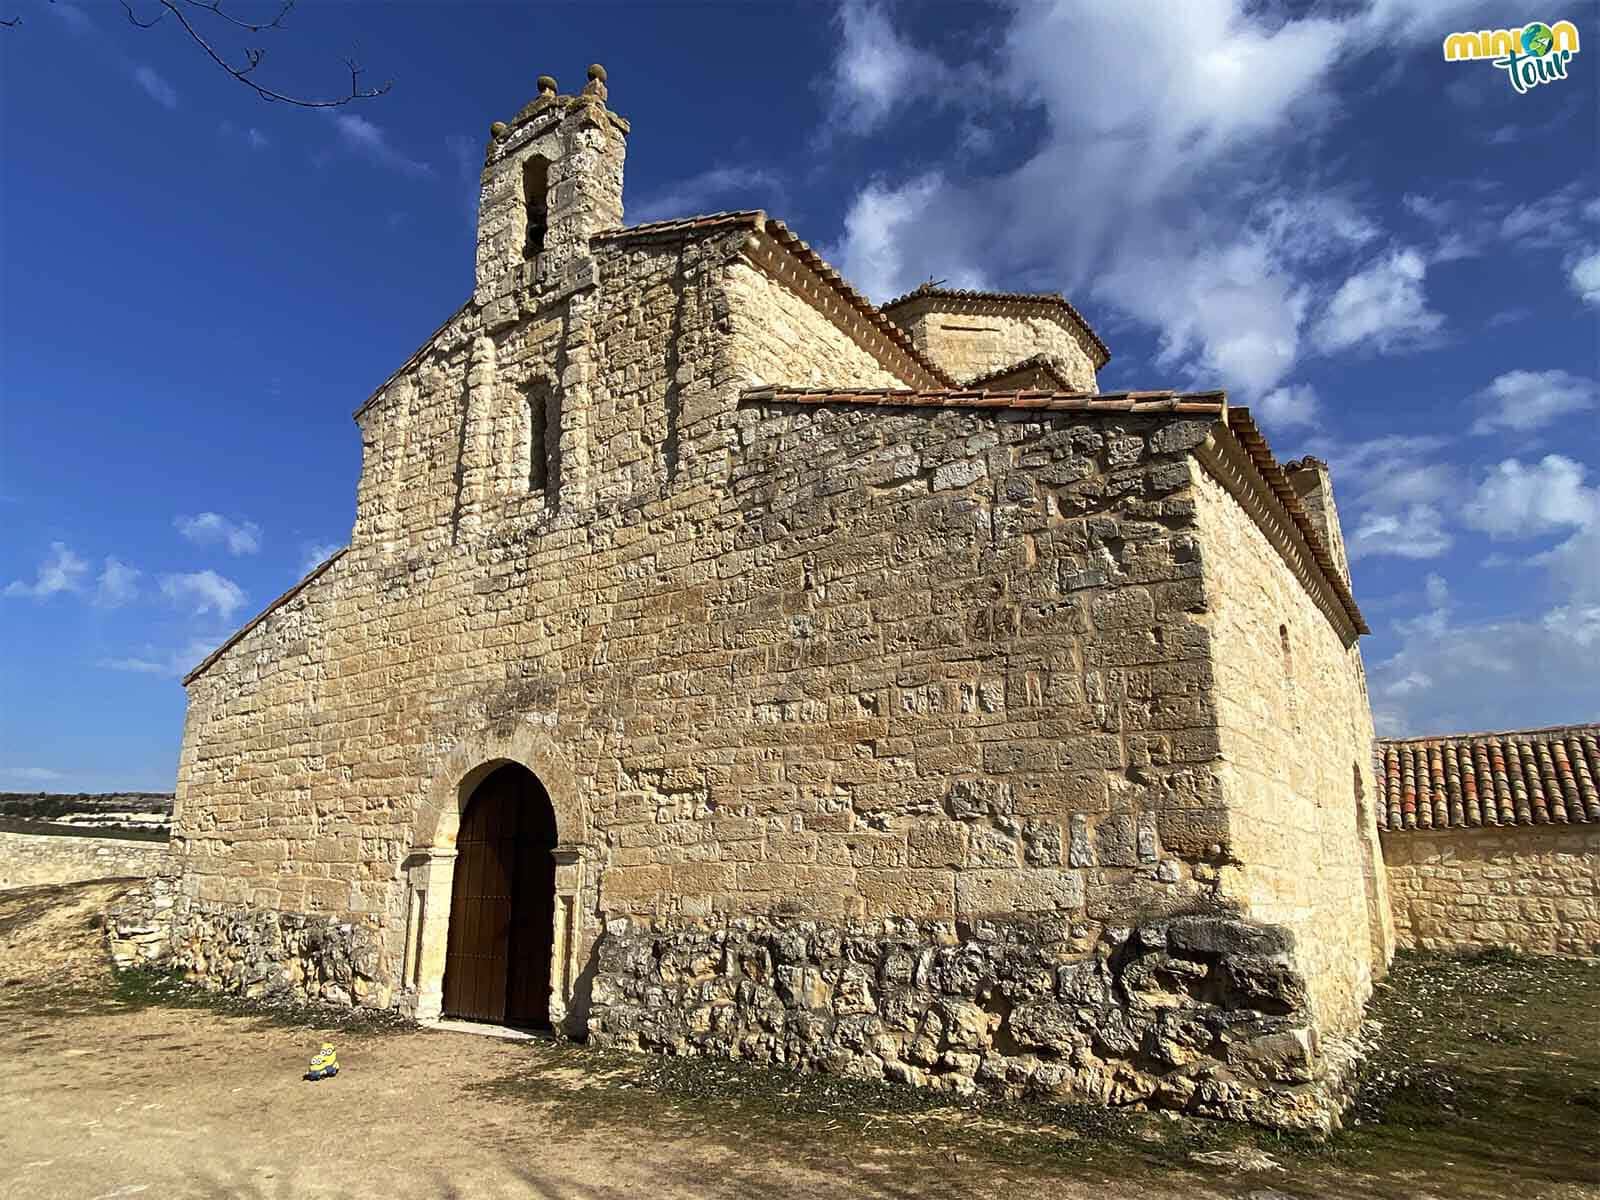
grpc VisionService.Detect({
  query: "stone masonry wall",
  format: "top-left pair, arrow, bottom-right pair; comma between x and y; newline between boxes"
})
1189,467 -> 1388,1032
0,830 -> 168,889
173,332 -> 1239,1017
165,189 -> 1378,1129
1381,826 -> 1599,956
890,304 -> 1100,390
725,260 -> 912,393
589,910 -> 1359,1131
107,871 -> 385,1004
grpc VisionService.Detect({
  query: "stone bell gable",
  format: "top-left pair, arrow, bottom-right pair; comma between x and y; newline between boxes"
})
155,67 -> 1394,1131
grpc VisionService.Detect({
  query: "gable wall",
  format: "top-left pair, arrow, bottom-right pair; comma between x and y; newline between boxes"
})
724,259 -> 914,391
893,306 -> 1100,390
1191,465 -> 1391,1032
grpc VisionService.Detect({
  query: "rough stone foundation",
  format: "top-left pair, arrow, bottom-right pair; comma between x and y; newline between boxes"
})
588,909 -> 1359,1130
107,875 -> 386,1007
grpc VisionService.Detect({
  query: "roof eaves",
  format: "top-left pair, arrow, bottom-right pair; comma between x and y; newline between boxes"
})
590,209 -> 766,245
182,547 -> 348,686
880,284 -> 1111,367
754,221 -> 957,389
1223,407 -> 1369,636
353,301 -> 472,422
740,385 -> 1226,416
1376,723 -> 1600,831
963,354 -> 1077,391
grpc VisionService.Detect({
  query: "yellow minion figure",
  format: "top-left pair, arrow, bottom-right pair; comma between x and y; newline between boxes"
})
304,1043 -> 339,1081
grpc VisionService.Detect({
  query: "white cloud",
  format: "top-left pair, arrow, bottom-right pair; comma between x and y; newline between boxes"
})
1537,521 -> 1600,608
47,2 -> 93,34
175,512 -> 261,556
134,65 -> 178,110
1470,369 -> 1598,435
331,114 -> 433,177
300,541 -> 342,573
825,0 -> 963,136
1312,433 -> 1453,512
1309,248 -> 1443,355
1499,182 -> 1590,250
1568,248 -> 1600,307
1463,455 -> 1599,540
820,2 -> 1474,398
632,166 -> 788,224
94,557 -> 140,608
0,766 -> 66,782
1256,383 -> 1320,430
828,173 -> 988,302
4,542 -> 89,599
248,128 -> 269,150
1347,504 -> 1452,560
1371,586 -> 1600,736
98,638 -> 224,678
160,570 -> 246,620
96,656 -> 170,675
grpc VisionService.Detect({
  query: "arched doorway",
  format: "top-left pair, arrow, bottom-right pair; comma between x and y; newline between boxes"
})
441,763 -> 557,1027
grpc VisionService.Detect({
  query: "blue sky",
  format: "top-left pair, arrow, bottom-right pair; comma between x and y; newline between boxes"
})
2,0 -> 1596,793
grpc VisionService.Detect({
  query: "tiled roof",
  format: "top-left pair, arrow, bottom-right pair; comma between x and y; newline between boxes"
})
962,354 -> 1078,391
597,212 -> 956,388
591,209 -> 765,243
740,385 -> 1224,415
1225,409 -> 1366,634
879,283 -> 1111,367
1377,725 -> 1600,830
182,548 -> 348,686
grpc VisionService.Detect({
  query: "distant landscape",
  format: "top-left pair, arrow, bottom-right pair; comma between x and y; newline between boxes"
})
0,793 -> 173,842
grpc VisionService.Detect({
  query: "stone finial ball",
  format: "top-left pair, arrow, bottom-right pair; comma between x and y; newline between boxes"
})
587,63 -> 607,82
489,121 -> 509,138
537,74 -> 558,94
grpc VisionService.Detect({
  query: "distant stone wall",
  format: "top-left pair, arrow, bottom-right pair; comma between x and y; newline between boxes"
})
1381,826 -> 1599,956
0,830 -> 168,889
589,909 -> 1361,1132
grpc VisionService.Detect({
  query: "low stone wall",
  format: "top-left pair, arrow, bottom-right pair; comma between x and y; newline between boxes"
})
0,829 -> 168,889
1381,825 -> 1599,956
106,874 -> 387,1007
588,910 -> 1361,1131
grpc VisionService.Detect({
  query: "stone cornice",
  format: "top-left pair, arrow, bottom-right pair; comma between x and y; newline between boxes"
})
1195,422 -> 1365,646
737,225 -> 953,390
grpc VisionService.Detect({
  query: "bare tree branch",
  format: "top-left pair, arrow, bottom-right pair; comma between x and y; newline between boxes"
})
178,0 -> 294,35
35,0 -> 394,106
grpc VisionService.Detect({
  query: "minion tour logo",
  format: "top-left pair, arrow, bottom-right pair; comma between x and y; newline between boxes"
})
1443,20 -> 1580,93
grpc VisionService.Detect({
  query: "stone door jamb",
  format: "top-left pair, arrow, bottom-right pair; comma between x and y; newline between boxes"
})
402,722 -> 590,1025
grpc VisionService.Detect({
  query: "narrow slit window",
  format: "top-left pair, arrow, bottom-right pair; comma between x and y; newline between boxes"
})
526,386 -> 548,493
522,157 -> 549,260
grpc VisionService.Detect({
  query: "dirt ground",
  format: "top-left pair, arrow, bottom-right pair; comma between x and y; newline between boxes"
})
1,881 -> 1596,1200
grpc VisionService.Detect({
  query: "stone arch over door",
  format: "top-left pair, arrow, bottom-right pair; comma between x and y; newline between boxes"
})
401,722 -> 592,1028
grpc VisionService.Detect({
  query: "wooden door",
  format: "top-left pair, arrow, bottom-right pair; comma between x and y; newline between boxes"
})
506,792 -> 557,1027
441,770 -> 517,1022
441,765 -> 558,1027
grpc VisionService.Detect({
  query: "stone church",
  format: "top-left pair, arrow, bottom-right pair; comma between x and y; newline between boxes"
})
145,68 -> 1393,1128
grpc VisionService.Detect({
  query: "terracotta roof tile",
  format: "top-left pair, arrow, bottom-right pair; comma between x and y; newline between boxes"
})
1226,408 -> 1366,635
879,283 -> 1111,367
962,354 -> 1079,391
590,209 -> 766,243
740,385 -> 1224,415
1377,724 -> 1600,831
597,213 -> 956,388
